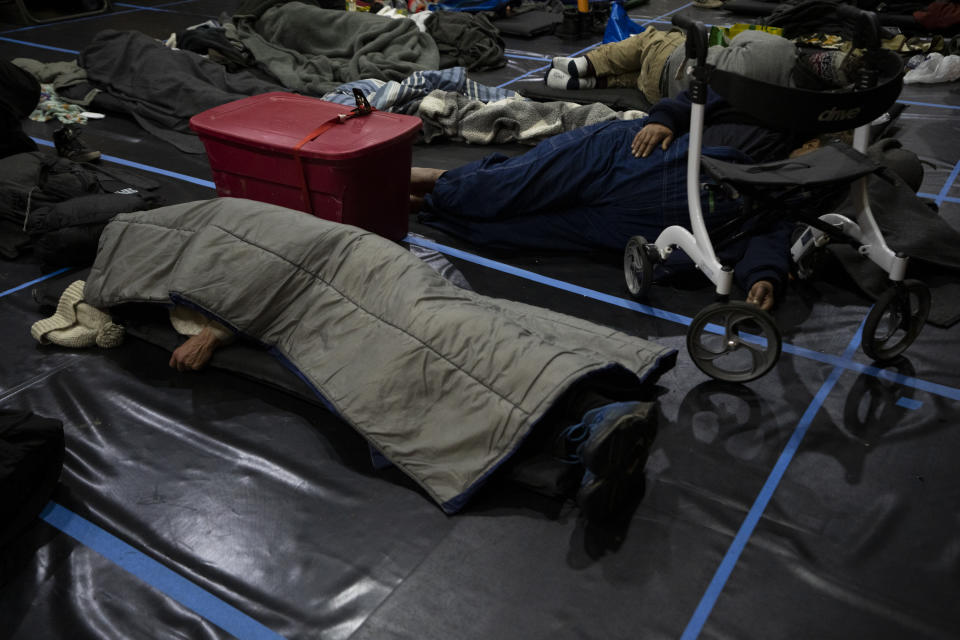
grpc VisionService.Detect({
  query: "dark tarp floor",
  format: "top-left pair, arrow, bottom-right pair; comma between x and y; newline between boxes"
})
1,1 -> 959,639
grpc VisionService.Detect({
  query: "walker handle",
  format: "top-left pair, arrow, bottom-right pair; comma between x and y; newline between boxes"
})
672,14 -> 708,66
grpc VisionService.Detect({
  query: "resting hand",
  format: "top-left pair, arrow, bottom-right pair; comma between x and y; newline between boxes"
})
746,280 -> 776,312
169,328 -> 222,372
631,123 -> 674,158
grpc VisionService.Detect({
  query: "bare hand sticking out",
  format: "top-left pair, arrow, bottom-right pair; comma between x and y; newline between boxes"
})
631,123 -> 674,158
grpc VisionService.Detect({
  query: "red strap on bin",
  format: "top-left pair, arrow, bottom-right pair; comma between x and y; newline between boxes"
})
292,117 -> 340,214
292,91 -> 376,214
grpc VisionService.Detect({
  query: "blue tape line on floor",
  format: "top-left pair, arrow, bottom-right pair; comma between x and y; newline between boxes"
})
40,502 -> 288,640
0,267 -> 72,298
97,154 -> 217,188
405,235 -> 960,403
0,0 -> 193,35
0,36 -> 78,53
917,191 -> 960,204
680,320 -> 865,639
897,99 -> 960,110
1,8 -> 141,34
504,53 -> 551,62
496,65 -> 550,89
25,123 -> 960,403
22,138 -> 954,402
30,138 -> 217,189
849,362 -> 960,402
896,396 -> 923,410
115,0 -> 201,11
113,2 -> 180,12
405,235 -> 693,325
935,159 -> 960,206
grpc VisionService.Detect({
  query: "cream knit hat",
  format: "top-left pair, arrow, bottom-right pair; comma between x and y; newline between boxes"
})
30,280 -> 125,349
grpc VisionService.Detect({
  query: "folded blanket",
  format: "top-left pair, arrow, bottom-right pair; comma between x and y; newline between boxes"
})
320,66 -> 518,112
79,29 -> 288,153
418,90 -> 646,145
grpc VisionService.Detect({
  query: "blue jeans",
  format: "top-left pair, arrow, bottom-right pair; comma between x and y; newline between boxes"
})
421,118 -> 749,252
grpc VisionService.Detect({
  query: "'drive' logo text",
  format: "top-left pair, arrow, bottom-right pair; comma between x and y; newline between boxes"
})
818,106 -> 861,122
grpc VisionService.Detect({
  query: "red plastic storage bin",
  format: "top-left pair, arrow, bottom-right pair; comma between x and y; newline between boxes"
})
190,92 -> 422,241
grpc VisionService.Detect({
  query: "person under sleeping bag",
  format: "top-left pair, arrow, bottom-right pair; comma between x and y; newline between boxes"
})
160,307 -> 663,521
30,196 -> 679,521
413,81 -> 844,312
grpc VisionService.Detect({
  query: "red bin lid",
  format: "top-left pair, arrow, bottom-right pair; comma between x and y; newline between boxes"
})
189,92 -> 422,160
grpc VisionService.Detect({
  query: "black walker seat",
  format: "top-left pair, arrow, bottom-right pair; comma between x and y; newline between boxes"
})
701,143 -> 880,190
700,46 -> 904,195
623,9 -> 930,383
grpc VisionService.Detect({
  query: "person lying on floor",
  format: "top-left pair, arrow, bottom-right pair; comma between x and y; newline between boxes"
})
545,27 -> 860,102
31,197 -> 677,520
412,66 -> 847,312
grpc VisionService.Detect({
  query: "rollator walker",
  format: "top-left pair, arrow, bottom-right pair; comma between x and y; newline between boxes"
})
623,8 -> 930,383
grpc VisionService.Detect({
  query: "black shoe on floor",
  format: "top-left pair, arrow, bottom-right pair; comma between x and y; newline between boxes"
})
576,455 -> 648,523
559,401 -> 657,521
53,124 -> 101,163
554,8 -> 584,40
589,1 -> 610,35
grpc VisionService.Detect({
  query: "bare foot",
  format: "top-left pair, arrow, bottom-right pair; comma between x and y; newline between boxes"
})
410,167 -> 446,196
169,327 -> 222,372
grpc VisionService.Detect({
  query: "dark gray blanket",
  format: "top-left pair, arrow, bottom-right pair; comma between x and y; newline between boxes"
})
78,29 -> 288,153
830,173 -> 960,327
424,10 -> 505,71
232,2 -> 440,96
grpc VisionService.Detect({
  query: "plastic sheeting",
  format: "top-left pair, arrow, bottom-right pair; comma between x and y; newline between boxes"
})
2,0 -> 960,638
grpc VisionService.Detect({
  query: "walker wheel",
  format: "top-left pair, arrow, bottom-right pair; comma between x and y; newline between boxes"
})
624,236 -> 654,298
862,279 -> 930,361
687,302 -> 782,383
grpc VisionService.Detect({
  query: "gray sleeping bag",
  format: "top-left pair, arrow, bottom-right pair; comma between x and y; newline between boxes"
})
84,198 -> 676,511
